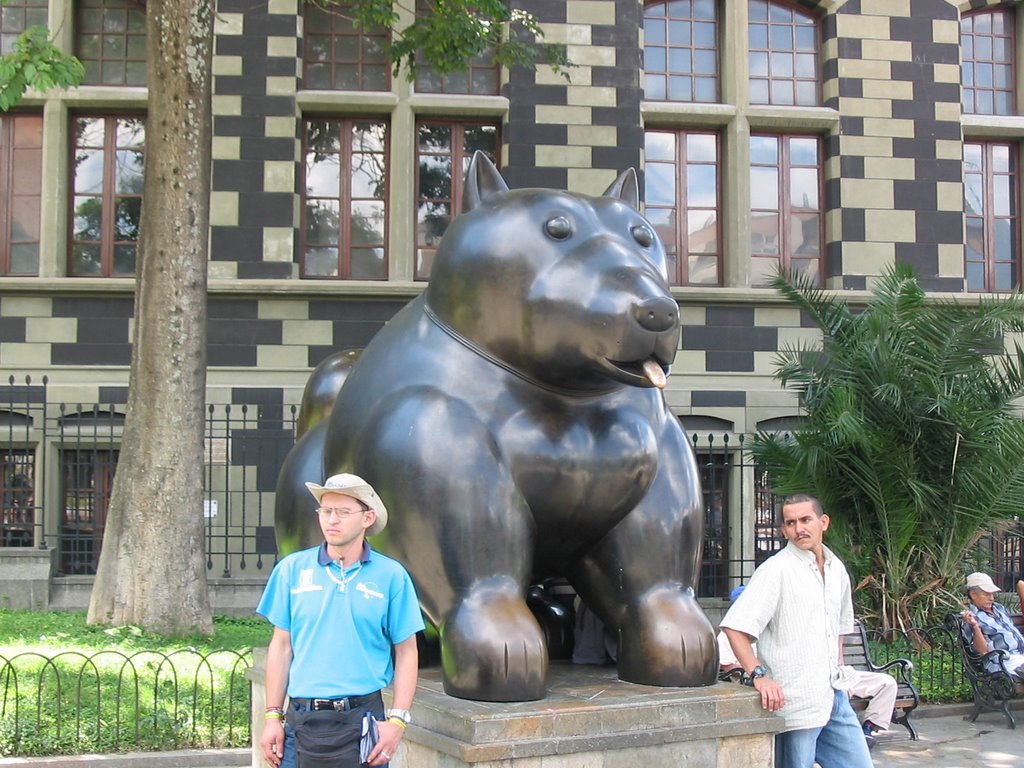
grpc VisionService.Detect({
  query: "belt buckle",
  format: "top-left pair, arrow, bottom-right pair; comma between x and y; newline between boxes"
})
332,698 -> 348,711
312,698 -> 332,710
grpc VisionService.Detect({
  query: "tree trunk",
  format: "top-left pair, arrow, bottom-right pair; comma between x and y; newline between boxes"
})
87,0 -> 214,636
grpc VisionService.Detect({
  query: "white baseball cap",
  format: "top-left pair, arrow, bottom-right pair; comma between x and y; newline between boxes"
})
305,473 -> 388,536
965,572 -> 1000,593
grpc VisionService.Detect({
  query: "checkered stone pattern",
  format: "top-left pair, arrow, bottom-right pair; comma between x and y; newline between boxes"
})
503,0 -> 643,193
670,303 -> 813,434
0,292 -> 405,376
828,0 -> 964,291
209,0 -> 302,280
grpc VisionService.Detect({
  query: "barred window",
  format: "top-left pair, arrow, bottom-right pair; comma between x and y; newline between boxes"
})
60,448 -> 118,575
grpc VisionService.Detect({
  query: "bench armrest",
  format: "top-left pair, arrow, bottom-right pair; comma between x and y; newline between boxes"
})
871,657 -> 914,686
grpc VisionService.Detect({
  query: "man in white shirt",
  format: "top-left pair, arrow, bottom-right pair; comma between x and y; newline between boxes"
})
720,494 -> 873,768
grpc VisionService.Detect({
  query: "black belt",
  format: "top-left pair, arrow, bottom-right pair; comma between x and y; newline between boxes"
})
291,692 -> 379,712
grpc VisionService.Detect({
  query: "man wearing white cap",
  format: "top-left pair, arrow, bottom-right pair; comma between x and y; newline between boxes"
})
257,474 -> 425,768
962,572 -> 1024,678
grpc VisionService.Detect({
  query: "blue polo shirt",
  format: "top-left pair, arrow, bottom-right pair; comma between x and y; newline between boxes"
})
257,542 -> 425,697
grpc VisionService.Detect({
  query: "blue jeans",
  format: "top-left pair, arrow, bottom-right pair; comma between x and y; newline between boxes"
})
775,689 -> 873,768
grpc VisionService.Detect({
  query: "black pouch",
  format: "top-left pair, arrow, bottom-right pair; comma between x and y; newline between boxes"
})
290,708 -> 362,768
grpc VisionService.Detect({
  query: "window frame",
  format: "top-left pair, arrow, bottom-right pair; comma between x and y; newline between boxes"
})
300,116 -> 390,280
749,132 -> 824,287
74,0 -> 147,88
302,0 -> 391,92
0,111 -> 43,276
59,447 -> 118,576
747,0 -> 821,108
67,112 -> 146,278
642,0 -> 721,104
0,0 -> 48,56
961,7 -> 1016,117
413,119 -> 501,281
963,139 -> 1020,293
644,128 -> 723,286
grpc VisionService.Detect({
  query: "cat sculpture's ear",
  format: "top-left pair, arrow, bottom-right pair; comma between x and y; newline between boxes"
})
463,151 -> 510,211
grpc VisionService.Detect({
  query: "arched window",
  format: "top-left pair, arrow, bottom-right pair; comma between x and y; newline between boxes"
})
748,0 -> 819,106
643,0 -> 720,103
961,7 -> 1015,116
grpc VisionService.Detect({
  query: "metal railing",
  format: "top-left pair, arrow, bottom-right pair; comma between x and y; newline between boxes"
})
0,647 -> 253,756
1,376 -> 297,578
2,375 -> 1023,594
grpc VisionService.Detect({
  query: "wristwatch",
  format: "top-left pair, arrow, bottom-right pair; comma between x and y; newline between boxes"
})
742,665 -> 767,687
387,708 -> 412,725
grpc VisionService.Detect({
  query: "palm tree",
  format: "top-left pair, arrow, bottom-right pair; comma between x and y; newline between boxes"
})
751,264 -> 1024,634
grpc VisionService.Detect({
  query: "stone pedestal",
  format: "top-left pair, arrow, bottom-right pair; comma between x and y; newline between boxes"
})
249,657 -> 781,768
0,546 -> 55,610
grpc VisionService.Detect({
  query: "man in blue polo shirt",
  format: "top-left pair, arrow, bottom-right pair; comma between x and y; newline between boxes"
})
258,474 -> 425,768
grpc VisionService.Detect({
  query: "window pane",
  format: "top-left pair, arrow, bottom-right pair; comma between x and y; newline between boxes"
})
790,168 -> 819,209
646,163 -> 677,206
687,210 -> 717,252
306,199 -> 340,245
751,168 -> 779,209
686,164 -> 717,207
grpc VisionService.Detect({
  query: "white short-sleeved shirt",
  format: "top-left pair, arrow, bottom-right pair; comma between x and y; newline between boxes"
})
719,541 -> 855,731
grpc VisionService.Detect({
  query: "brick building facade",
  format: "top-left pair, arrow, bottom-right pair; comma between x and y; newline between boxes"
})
0,0 -> 1020,605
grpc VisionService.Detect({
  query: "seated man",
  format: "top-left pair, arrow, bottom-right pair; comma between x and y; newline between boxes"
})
717,585 -> 895,749
961,572 -> 1024,679
845,668 -> 898,741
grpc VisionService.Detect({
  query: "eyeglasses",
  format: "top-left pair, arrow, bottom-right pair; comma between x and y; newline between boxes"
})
316,507 -> 367,519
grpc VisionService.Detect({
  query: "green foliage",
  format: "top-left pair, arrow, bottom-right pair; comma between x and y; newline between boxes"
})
0,610 -> 270,757
751,264 -> 1024,631
0,25 -> 85,111
311,0 -> 572,79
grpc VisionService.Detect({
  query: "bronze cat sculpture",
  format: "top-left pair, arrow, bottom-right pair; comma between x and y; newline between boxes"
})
275,152 -> 718,701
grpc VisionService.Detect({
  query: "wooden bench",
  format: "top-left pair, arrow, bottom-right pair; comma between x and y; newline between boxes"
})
945,612 -> 1024,729
842,619 -> 920,739
718,620 -> 919,739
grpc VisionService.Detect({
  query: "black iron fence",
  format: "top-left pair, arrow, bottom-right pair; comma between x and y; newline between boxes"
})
1,376 -> 296,578
2,376 -> 1023,595
0,647 -> 252,756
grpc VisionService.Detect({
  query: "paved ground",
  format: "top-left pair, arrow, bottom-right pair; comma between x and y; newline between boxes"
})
872,705 -> 1022,768
0,705 -> 1020,767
